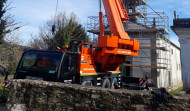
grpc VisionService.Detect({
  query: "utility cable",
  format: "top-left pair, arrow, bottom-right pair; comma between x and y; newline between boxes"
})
55,0 -> 59,19
52,0 -> 59,35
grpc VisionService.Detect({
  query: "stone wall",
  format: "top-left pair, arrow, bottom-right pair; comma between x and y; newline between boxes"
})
6,80 -> 190,111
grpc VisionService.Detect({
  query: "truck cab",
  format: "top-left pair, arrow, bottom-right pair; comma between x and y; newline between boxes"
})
13,42 -> 121,88
14,50 -> 79,83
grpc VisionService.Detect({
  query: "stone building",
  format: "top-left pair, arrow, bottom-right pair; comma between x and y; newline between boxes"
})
122,22 -> 182,90
87,0 -> 182,90
171,18 -> 190,91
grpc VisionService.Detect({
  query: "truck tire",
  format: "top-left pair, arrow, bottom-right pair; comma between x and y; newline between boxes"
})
102,78 -> 110,88
111,78 -> 118,89
81,81 -> 93,86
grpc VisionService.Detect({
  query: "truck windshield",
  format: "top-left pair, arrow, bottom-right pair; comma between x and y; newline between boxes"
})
18,51 -> 63,74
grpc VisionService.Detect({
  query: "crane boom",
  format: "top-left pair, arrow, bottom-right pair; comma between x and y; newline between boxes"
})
102,0 -> 130,39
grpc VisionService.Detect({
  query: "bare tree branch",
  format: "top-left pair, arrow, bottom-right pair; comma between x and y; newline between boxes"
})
28,12 -> 88,50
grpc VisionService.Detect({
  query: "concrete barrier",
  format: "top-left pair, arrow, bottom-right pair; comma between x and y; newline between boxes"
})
6,80 -> 190,111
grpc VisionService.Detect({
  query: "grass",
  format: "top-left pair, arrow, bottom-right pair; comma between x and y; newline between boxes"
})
170,86 -> 183,95
0,87 -> 9,107
0,75 -> 13,107
0,87 -> 9,98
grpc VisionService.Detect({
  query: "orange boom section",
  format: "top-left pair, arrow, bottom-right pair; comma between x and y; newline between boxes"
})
102,0 -> 129,39
93,0 -> 139,72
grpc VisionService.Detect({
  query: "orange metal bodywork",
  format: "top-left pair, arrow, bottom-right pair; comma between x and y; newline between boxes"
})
102,0 -> 130,40
93,0 -> 139,71
78,43 -> 97,75
98,35 -> 118,48
78,0 -> 139,74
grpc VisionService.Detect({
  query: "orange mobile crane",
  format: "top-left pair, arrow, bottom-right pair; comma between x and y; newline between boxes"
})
93,0 -> 139,72
13,0 -> 139,88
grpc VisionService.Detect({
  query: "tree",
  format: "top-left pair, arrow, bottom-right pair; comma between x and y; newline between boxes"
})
29,12 -> 88,50
0,0 -> 7,44
0,0 -> 22,44
0,1 -> 22,77
7,61 -> 16,75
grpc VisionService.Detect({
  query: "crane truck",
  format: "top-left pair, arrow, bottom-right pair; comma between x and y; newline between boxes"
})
13,0 -> 139,89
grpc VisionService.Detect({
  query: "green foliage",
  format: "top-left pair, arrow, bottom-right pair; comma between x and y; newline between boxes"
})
0,0 -> 22,45
170,86 -> 183,95
29,12 -> 88,50
0,0 -> 7,44
7,61 -> 17,75
0,87 -> 9,97
0,86 -> 9,106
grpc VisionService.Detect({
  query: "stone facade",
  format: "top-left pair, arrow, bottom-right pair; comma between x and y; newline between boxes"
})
171,18 -> 190,91
123,30 -> 182,90
6,80 -> 190,111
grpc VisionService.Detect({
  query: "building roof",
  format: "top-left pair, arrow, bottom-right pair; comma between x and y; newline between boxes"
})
159,35 -> 180,50
171,18 -> 190,28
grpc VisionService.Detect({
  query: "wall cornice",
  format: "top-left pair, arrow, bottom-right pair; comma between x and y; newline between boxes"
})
172,28 -> 190,44
179,37 -> 188,44
174,28 -> 190,35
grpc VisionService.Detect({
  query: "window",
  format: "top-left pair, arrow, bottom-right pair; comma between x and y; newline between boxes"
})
171,49 -> 173,55
129,9 -> 132,13
18,51 -> 62,73
157,53 -> 160,58
22,53 -> 37,67
83,44 -> 91,48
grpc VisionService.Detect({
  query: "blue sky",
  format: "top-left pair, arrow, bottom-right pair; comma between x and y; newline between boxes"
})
149,0 -> 190,46
8,0 -> 190,46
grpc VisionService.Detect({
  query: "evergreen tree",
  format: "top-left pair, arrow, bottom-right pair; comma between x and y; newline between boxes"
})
0,0 -> 7,44
0,0 -> 22,44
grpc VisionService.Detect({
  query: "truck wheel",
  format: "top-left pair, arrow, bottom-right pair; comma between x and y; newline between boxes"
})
102,78 -> 110,88
111,78 -> 118,89
81,81 -> 93,86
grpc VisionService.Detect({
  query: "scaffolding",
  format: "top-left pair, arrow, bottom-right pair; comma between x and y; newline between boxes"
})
87,3 -> 169,36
